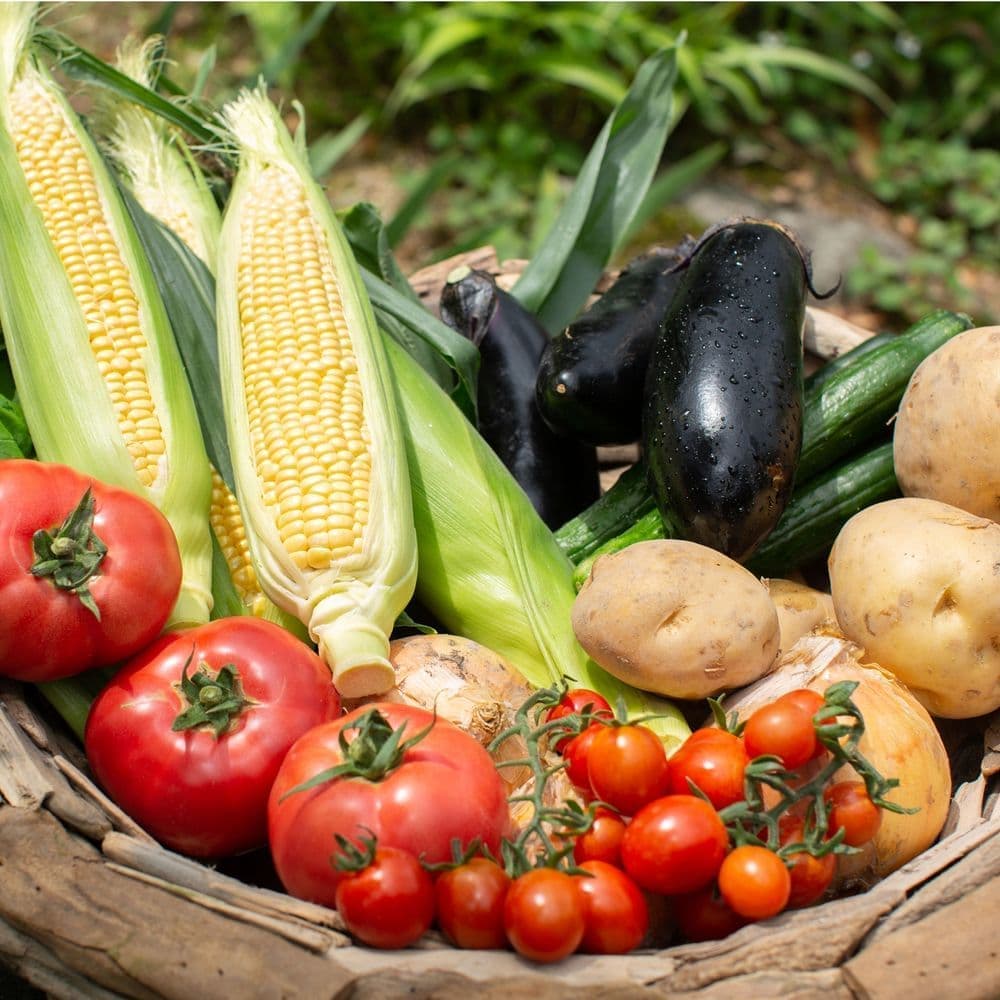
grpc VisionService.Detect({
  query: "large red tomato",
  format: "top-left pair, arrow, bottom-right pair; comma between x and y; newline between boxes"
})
268,703 -> 511,908
0,459 -> 182,681
84,617 -> 341,858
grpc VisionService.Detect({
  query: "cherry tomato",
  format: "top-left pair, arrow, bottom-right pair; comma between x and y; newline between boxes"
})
621,795 -> 728,895
573,807 -> 627,867
0,459 -> 182,681
545,688 -> 613,752
334,846 -> 435,949
779,817 -> 836,909
84,617 -> 341,858
434,857 -> 510,950
667,728 -> 749,809
268,704 -> 511,907
674,886 -> 748,942
742,699 -> 818,769
504,868 -> 585,963
824,781 -> 882,847
575,860 -> 649,955
779,688 -> 826,720
717,845 -> 791,920
563,723 -> 602,791
587,724 -> 669,816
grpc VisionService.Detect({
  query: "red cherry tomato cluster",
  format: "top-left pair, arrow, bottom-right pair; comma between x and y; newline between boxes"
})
536,685 -> 886,944
335,849 -> 650,960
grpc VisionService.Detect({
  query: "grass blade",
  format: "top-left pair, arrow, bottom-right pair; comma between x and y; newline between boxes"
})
622,140 -> 728,246
308,112 -> 372,178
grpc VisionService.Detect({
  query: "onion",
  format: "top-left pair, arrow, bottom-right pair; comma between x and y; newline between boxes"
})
342,633 -> 539,791
721,625 -> 952,888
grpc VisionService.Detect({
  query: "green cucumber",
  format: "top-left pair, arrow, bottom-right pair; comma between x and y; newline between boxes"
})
745,441 -> 899,578
557,309 -> 972,565
797,309 -> 972,482
803,331 -> 897,394
553,461 -> 656,564
572,440 -> 900,588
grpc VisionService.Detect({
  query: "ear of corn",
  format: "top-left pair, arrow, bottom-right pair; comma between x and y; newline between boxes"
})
87,36 -> 306,636
215,86 -> 417,697
0,2 -> 213,627
383,335 -> 691,751
90,34 -> 220,272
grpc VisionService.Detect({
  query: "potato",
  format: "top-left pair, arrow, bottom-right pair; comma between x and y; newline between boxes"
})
766,578 -> 836,655
893,325 -> 1000,522
571,539 -> 780,700
829,496 -> 1000,718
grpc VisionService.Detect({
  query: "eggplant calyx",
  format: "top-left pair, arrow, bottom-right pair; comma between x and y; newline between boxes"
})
30,486 -> 108,620
172,652 -> 255,738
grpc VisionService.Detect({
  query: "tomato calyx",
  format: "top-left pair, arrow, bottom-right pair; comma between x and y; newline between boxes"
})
282,707 -> 434,800
331,829 -> 380,873
30,486 -> 107,619
172,651 -> 256,738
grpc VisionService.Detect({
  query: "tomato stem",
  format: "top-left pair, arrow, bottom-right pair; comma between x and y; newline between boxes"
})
30,487 -> 108,620
717,681 -> 915,858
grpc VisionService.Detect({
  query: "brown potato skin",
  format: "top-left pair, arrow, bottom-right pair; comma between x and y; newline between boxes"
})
829,497 -> 1000,718
766,578 -> 837,656
571,539 -> 780,700
893,325 -> 1000,523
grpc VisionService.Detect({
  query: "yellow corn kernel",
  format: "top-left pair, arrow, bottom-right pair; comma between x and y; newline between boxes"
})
209,467 -> 261,609
235,167 -> 372,568
7,72 -> 163,488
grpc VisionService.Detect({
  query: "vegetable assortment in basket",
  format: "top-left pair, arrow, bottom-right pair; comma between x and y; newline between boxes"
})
0,1 -> 994,972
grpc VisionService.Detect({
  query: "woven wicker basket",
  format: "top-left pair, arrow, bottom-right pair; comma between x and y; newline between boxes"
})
1,249 -> 998,999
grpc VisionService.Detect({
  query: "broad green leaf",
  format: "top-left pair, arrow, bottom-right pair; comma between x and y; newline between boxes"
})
510,43 -> 681,333
0,393 -> 31,459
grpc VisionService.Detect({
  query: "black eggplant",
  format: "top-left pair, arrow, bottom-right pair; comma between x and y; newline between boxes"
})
440,268 -> 601,529
642,219 -> 810,562
535,247 -> 688,446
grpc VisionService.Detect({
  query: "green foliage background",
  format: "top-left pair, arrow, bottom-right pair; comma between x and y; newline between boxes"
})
62,1 -> 998,324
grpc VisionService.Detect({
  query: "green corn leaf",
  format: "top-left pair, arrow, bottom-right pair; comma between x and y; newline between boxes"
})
34,28 -> 220,149
342,202 -> 422,302
117,183 -> 235,492
510,42 -> 681,334
361,270 -> 480,423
